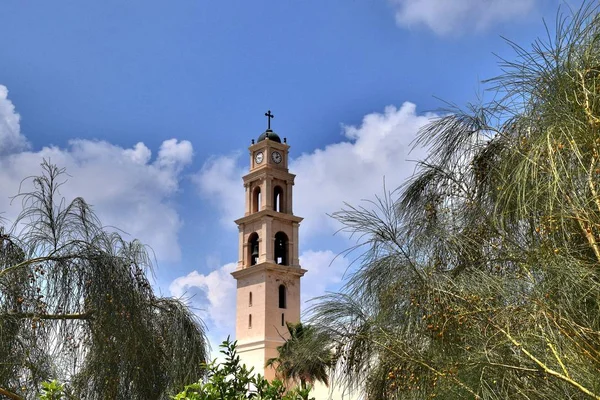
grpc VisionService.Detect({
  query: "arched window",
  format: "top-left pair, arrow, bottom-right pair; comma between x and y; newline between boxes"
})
248,233 -> 259,266
279,285 -> 286,309
274,232 -> 288,265
249,314 -> 252,328
249,292 -> 253,307
273,186 -> 284,213
252,186 -> 261,213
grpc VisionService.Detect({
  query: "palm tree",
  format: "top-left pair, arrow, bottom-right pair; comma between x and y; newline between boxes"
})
266,322 -> 332,392
0,162 -> 208,400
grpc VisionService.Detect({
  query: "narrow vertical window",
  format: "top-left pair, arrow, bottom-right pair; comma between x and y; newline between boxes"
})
281,313 -> 285,326
249,314 -> 252,329
249,292 -> 253,307
279,284 -> 286,309
252,186 -> 261,213
274,186 -> 284,213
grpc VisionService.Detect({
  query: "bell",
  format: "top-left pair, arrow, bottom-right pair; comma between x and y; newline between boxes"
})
274,238 -> 285,265
251,243 -> 259,258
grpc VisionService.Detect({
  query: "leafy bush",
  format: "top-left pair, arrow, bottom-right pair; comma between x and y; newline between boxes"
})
173,338 -> 314,400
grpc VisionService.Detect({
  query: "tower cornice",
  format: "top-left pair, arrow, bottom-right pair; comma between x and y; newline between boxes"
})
242,167 -> 296,184
234,209 -> 303,226
249,140 -> 289,153
231,262 -> 307,280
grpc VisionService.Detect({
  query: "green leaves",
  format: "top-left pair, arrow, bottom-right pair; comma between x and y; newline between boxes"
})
39,380 -> 65,400
172,338 -> 312,400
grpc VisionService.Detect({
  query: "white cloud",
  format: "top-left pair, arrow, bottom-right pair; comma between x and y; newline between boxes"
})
169,262 -> 237,334
0,85 -> 29,155
293,102 -> 432,234
194,102 -> 434,236
156,138 -> 194,171
299,250 -> 348,310
169,262 -> 238,359
389,0 -> 537,36
124,142 -> 152,164
193,153 -> 245,226
0,85 -> 192,262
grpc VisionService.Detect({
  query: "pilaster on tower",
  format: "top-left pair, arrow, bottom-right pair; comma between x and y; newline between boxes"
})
231,114 -> 306,381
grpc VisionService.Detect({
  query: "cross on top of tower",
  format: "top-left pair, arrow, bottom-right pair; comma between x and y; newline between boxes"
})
265,110 -> 274,131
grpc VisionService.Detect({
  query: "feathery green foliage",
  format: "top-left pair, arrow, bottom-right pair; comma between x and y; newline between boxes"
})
0,161 -> 208,400
310,3 -> 600,399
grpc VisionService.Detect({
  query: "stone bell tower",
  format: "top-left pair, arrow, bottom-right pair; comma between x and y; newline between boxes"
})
231,111 -> 306,380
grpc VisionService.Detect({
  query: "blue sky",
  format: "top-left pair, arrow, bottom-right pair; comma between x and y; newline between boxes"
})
0,0 -> 582,349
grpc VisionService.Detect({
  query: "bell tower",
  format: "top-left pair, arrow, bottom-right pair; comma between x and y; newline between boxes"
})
231,111 -> 306,380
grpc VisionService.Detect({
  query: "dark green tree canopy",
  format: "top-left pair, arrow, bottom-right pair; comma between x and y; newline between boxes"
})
0,162 -> 208,400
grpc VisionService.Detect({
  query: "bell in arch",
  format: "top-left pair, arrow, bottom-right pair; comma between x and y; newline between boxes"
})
251,241 -> 259,265
274,232 -> 288,265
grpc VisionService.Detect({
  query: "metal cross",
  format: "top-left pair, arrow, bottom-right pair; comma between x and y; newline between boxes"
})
265,110 -> 274,130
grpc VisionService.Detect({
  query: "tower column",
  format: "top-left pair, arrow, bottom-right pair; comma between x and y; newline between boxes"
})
258,178 -> 265,211
258,222 -> 267,264
292,222 -> 300,266
238,225 -> 245,268
265,178 -> 273,210
286,182 -> 293,214
244,184 -> 250,216
264,216 -> 274,264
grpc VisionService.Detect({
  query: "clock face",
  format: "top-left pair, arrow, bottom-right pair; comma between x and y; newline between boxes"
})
271,151 -> 282,164
254,152 -> 264,164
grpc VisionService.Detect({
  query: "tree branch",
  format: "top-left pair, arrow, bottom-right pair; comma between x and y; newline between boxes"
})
0,254 -> 85,280
4,312 -> 93,321
494,323 -> 600,399
0,387 -> 24,400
